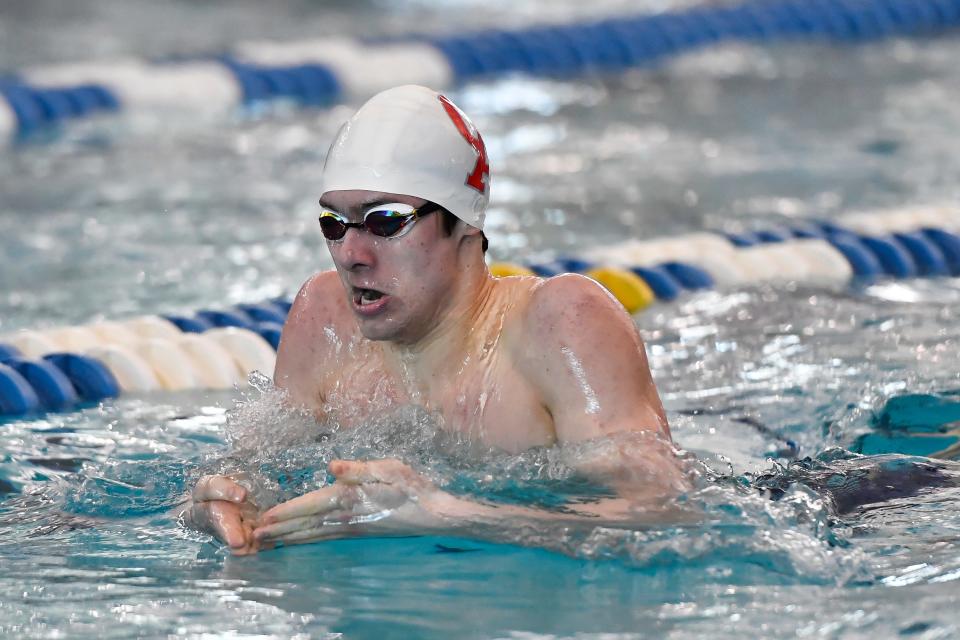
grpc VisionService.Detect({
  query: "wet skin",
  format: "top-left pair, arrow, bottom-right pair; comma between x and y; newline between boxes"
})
183,190 -> 689,554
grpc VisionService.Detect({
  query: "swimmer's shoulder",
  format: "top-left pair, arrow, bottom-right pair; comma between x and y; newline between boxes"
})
499,272 -> 632,359
275,271 -> 356,403
280,271 -> 357,347
520,272 -> 629,337
506,274 -> 666,439
286,271 -> 351,325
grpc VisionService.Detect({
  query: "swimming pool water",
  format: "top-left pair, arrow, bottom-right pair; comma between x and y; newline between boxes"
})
2,0 -> 960,637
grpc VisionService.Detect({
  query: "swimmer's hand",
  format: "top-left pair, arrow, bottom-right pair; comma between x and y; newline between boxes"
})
181,475 -> 261,555
249,456 -> 696,554
252,459 -> 449,547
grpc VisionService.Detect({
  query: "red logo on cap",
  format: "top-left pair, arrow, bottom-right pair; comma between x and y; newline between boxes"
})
438,95 -> 489,195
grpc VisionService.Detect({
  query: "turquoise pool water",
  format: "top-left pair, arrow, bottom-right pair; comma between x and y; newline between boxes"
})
3,0 -> 960,637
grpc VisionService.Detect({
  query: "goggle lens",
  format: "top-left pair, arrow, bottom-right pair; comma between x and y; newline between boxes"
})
318,203 -> 438,241
365,210 -> 414,237
318,214 -> 349,240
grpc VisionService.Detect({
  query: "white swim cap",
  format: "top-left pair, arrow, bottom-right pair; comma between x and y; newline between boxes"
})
318,85 -> 490,230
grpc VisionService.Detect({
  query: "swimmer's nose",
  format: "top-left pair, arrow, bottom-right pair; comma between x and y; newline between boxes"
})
336,226 -> 377,271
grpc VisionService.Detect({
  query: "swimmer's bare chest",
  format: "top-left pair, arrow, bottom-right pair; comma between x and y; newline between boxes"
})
318,345 -> 556,454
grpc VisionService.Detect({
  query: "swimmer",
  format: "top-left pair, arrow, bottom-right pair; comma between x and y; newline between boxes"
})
182,85 -> 691,555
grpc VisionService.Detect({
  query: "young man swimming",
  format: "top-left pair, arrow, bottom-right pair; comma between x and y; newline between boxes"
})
183,85 -> 690,554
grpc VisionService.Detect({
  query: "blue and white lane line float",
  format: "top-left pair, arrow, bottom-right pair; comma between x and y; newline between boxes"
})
0,315 -> 281,417
2,205 -> 958,417
5,0 -> 960,141
493,203 -> 960,311
0,75 -> 122,140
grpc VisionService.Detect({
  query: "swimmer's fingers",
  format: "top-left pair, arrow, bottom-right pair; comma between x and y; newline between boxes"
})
252,515 -> 306,541
190,500 -> 259,555
252,514 -> 345,543
258,486 -> 346,525
254,520 -> 348,546
330,459 -> 425,487
329,459 -> 375,484
192,475 -> 248,504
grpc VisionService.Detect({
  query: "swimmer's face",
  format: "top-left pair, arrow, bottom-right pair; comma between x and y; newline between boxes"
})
319,189 -> 462,343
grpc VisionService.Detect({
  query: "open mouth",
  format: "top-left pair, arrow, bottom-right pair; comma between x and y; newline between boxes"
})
352,286 -> 388,309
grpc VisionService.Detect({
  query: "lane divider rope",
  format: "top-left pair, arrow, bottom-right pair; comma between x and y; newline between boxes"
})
1,206 -> 957,417
4,0 -> 960,141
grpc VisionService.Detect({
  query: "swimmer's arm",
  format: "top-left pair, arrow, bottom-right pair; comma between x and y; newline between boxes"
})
178,275 -> 336,547
251,458 -> 691,553
517,274 -> 690,499
181,273 -> 352,553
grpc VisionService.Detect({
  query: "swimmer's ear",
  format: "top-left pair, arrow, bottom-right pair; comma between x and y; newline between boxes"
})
454,220 -> 487,252
459,223 -> 482,240
439,207 -> 486,252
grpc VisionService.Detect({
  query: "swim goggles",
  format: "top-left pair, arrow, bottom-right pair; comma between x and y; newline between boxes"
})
317,202 -> 441,241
